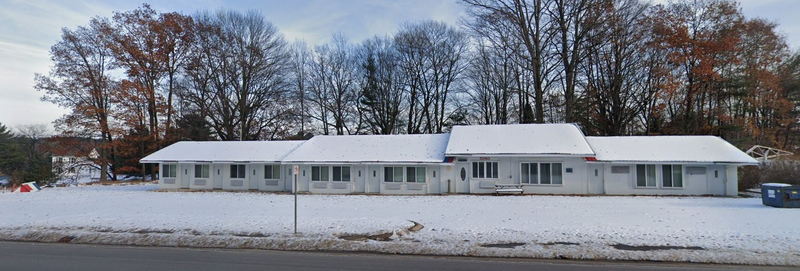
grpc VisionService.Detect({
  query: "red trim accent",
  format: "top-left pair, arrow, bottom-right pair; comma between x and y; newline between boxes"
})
584,157 -> 598,161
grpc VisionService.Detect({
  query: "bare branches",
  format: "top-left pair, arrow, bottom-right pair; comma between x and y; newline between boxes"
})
34,1 -> 800,168
183,10 -> 291,140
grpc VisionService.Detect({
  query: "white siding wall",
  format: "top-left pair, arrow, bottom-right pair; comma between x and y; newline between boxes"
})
253,163 -> 290,192
440,164 -> 457,193
221,163 -> 250,191
725,165 -> 738,196
156,162 -> 191,189
448,157 -> 589,194
285,164 -> 441,195
601,163 -> 735,196
188,163 -> 214,190
158,163 -> 180,189
378,165 -> 437,195
158,161 -> 742,196
298,164 -> 354,194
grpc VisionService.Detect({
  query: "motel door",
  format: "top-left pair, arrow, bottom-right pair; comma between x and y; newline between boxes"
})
708,166 -> 726,195
588,164 -> 604,194
353,166 -> 366,193
180,164 -> 191,188
366,166 -> 381,193
455,162 -> 470,193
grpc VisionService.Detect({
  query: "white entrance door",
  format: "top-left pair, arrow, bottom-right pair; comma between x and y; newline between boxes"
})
212,164 -> 223,189
297,166 -> 309,192
455,163 -> 470,193
428,166 -> 440,194
708,166 -> 726,195
353,166 -> 366,193
588,164 -> 604,194
180,164 -> 191,188
366,166 -> 381,193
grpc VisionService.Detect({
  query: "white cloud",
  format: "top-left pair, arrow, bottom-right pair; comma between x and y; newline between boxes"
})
0,0 -> 116,128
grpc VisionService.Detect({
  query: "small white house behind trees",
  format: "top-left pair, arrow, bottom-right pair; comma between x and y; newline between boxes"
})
51,147 -> 102,185
141,124 -> 757,196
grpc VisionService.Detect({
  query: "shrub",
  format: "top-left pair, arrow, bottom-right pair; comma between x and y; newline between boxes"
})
739,159 -> 800,190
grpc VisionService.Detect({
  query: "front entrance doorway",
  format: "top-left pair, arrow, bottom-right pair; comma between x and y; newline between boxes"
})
455,163 -> 470,193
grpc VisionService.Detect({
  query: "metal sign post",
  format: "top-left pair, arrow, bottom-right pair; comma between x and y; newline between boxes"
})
293,165 -> 299,235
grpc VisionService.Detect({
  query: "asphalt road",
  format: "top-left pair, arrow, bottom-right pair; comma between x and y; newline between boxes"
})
0,241 -> 794,271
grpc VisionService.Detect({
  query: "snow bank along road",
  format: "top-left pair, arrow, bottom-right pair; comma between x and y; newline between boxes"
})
1,242 -> 795,271
0,185 -> 797,266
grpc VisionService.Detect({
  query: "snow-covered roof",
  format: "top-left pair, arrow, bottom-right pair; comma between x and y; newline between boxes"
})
445,124 -> 595,156
585,136 -> 758,164
140,141 -> 305,163
139,125 -> 758,166
282,134 -> 450,163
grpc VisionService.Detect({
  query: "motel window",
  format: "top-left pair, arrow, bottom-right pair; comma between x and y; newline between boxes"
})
162,164 -> 177,178
635,165 -> 657,187
472,161 -> 498,179
230,164 -> 246,179
332,166 -> 351,182
264,165 -> 280,180
551,163 -> 563,184
311,166 -> 329,181
521,162 -> 563,185
406,167 -> 426,183
384,167 -> 403,182
194,164 -> 210,178
661,165 -> 683,188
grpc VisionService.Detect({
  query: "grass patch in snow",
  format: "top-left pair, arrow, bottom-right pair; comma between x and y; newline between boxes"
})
480,242 -> 526,248
541,241 -> 580,246
337,232 -> 394,242
611,244 -> 705,251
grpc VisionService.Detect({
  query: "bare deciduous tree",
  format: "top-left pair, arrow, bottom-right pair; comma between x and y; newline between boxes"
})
395,21 -> 469,133
358,37 -> 405,134
183,10 -> 292,140
35,19 -> 117,181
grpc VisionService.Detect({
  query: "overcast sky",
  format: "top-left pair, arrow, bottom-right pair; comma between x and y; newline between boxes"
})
1,0 -> 798,132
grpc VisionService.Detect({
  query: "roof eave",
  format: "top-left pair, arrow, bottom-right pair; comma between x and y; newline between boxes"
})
588,160 -> 759,165
280,161 -> 448,165
139,160 -> 283,164
444,153 -> 595,157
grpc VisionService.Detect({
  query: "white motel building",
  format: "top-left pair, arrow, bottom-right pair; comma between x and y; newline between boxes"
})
140,124 -> 758,196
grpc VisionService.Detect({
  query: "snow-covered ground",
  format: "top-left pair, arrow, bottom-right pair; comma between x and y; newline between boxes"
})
0,184 -> 798,265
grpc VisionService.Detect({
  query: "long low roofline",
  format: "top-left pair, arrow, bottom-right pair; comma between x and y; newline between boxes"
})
139,124 -> 757,165
444,153 -> 595,157
139,160 -> 285,163
587,160 -> 759,166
